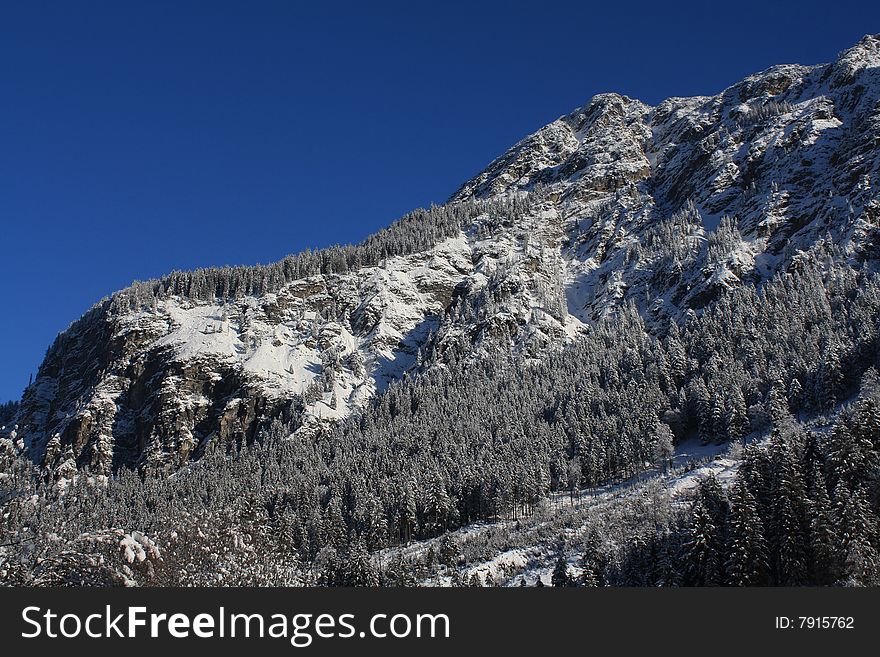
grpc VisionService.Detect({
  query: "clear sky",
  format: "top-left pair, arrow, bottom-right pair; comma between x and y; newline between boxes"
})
1,0 -> 878,402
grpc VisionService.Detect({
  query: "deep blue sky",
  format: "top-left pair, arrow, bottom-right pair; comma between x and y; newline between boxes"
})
1,1 -> 878,402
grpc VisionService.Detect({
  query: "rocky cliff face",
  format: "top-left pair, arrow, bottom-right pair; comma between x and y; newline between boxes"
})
7,35 -> 880,476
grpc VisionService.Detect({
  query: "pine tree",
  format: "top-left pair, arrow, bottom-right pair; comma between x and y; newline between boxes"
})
552,553 -> 573,587
834,482 -> 879,586
578,535 -> 604,587
652,530 -> 680,587
851,395 -> 880,451
827,421 -> 876,490
819,341 -> 844,409
322,495 -> 347,551
726,477 -> 769,586
768,380 -> 791,425
446,569 -> 466,587
341,538 -> 380,586
807,461 -> 838,585
653,423 -> 675,472
769,437 -> 809,585
399,480 -> 418,543
438,532 -> 459,568
665,322 -> 687,384
683,497 -> 722,586
725,387 -> 749,442
425,470 -> 452,535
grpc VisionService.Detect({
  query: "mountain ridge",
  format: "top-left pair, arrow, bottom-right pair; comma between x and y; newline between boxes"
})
4,34 -> 880,477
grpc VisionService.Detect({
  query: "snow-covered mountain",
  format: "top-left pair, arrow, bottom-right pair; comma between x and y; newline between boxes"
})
7,34 -> 880,476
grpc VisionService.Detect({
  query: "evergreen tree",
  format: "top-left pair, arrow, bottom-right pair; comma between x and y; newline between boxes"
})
834,482 -> 879,586
726,477 -> 769,586
807,461 -> 839,585
552,553 -> 573,587
769,436 -> 809,585
438,532 -> 459,568
425,470 -> 452,535
683,497 -> 722,586
578,535 -> 604,587
339,538 -> 380,586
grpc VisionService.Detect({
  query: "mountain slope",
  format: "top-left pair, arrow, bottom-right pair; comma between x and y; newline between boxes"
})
5,34 -> 880,476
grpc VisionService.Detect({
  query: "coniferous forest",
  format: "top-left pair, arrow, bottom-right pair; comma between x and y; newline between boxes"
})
3,34 -> 880,588
1,246 -> 879,586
